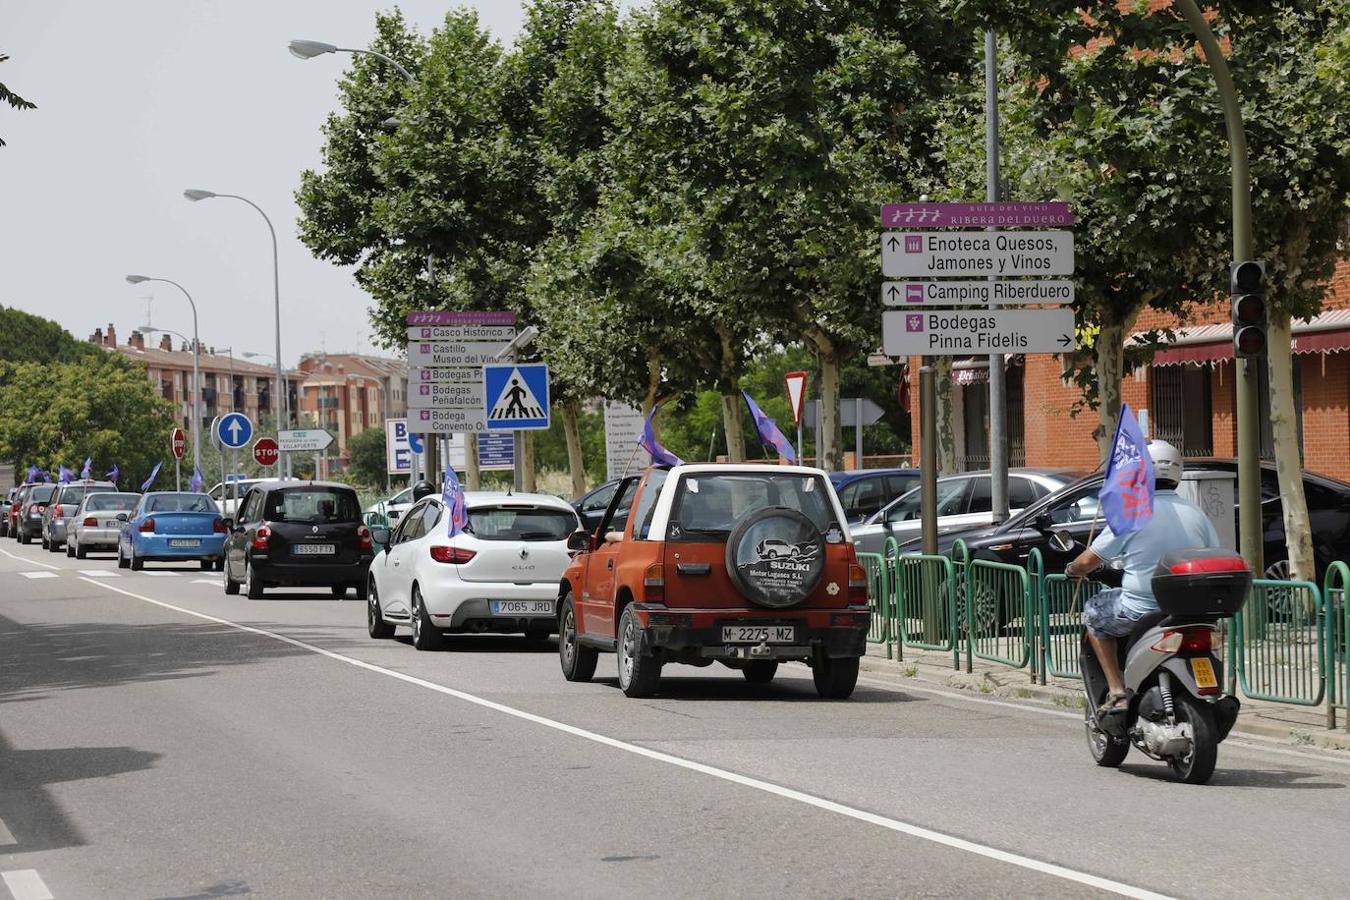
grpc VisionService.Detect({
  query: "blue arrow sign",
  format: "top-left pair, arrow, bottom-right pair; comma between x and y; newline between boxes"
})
217,412 -> 254,449
407,432 -> 424,454
483,364 -> 550,431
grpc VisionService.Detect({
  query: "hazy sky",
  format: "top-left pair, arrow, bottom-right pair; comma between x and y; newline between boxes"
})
0,1 -> 529,363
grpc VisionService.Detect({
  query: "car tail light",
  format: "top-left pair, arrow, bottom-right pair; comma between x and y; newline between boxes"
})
253,525 -> 270,551
213,518 -> 228,533
53,504 -> 65,518
27,504 -> 40,516
358,525 -> 372,551
139,517 -> 156,533
848,562 -> 868,603
430,545 -> 476,564
1152,627 -> 1215,654
643,563 -> 665,602
1168,557 -> 1248,575
82,516 -> 98,527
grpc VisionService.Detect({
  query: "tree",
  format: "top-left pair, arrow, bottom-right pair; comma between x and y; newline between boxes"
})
0,306 -> 99,364
0,52 -> 35,148
345,426 -> 389,487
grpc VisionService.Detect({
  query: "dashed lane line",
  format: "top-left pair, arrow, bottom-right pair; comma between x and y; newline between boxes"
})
140,571 -> 178,577
191,579 -> 218,585
77,570 -> 118,578
17,572 -> 57,580
78,576 -> 1170,900
1,869 -> 53,900
0,816 -> 14,846
0,546 -> 60,571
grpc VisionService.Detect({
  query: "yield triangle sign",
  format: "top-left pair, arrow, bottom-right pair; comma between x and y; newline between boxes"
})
784,371 -> 807,424
486,366 -> 548,424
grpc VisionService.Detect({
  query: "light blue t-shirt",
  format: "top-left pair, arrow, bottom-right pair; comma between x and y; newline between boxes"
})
1090,490 -> 1222,615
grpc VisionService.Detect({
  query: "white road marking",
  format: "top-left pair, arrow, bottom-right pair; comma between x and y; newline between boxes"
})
79,577 -> 1169,900
1,869 -> 53,900
0,816 -> 14,845
191,579 -> 218,585
77,570 -> 118,578
18,572 -> 57,580
0,546 -> 60,570
140,571 -> 177,577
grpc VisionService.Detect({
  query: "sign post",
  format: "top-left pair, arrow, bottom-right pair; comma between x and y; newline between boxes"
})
171,427 -> 186,490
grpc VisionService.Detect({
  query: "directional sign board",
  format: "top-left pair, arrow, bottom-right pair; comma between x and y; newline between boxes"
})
881,231 -> 1074,278
803,399 -> 884,430
477,432 -> 515,471
603,402 -> 649,480
483,364 -> 550,431
408,367 -> 481,411
882,280 -> 1075,307
278,429 -> 334,452
882,308 -> 1076,356
408,340 -> 511,368
413,407 -> 487,433
171,428 -> 186,461
880,201 -> 1074,229
406,310 -> 517,327
217,412 -> 254,449
406,324 -> 517,342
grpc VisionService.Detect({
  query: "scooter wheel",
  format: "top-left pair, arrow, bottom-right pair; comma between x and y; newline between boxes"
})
1085,704 -> 1129,768
1168,693 -> 1218,785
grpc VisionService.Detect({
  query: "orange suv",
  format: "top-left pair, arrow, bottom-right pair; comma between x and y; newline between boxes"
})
557,464 -> 870,699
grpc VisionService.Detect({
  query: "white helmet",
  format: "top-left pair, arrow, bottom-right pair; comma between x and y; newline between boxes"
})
1148,439 -> 1183,485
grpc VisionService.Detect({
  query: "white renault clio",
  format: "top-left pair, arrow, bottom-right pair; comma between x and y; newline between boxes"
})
366,491 -> 581,650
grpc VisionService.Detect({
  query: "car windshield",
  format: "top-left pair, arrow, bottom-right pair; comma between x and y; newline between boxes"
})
882,479 -> 968,523
468,507 -> 577,541
265,488 -> 360,523
668,472 -> 836,538
29,486 -> 55,503
146,493 -> 217,513
86,494 -> 139,512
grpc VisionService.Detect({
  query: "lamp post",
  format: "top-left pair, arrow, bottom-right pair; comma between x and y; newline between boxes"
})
287,38 -> 414,81
127,275 -> 201,474
183,188 -> 289,475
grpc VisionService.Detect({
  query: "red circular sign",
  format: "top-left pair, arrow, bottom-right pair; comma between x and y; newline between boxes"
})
171,428 -> 186,461
253,437 -> 280,468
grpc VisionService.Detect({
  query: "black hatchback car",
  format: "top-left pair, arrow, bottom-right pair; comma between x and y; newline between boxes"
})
223,481 -> 374,600
13,484 -> 56,545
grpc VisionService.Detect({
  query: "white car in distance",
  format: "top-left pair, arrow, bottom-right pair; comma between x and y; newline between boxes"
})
366,491 -> 581,650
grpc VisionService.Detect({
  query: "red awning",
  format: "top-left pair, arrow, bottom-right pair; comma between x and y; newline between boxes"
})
1148,317 -> 1350,366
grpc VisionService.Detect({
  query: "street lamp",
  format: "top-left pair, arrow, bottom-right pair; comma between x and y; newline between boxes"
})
287,38 -> 414,81
183,188 -> 289,474
127,275 -> 202,472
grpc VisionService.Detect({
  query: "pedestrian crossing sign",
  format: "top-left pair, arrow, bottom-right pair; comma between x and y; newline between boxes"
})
483,363 -> 551,431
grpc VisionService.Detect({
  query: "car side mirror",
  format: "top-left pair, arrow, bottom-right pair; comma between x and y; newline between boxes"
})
116,513 -> 129,523
1048,528 -> 1079,554
222,518 -> 234,531
1033,512 -> 1053,533
566,530 -> 594,552
371,527 -> 391,548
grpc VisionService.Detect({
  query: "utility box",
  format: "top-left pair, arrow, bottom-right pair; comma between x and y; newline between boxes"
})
1178,469 -> 1237,552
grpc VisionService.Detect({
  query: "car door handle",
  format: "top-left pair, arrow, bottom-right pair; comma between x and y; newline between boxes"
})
393,559 -> 401,567
607,559 -> 615,571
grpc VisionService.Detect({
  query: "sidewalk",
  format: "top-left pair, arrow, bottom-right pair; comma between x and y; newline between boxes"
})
861,643 -> 1350,754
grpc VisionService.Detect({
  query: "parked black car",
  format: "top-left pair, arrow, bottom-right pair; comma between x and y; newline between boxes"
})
898,459 -> 1350,583
223,481 -> 375,600
573,479 -> 623,533
13,484 -> 56,545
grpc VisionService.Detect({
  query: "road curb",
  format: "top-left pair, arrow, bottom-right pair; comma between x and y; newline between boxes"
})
860,648 -> 1350,755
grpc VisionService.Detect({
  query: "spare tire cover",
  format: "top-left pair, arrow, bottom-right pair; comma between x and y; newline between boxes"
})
725,507 -> 827,609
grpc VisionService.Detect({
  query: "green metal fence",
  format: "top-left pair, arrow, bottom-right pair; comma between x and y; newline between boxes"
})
857,551 -> 891,655
954,540 -> 1033,670
1233,579 -> 1326,707
1325,563 -> 1350,730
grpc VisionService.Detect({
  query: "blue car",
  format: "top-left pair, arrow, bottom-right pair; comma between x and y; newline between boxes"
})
117,491 -> 227,571
828,468 -> 921,524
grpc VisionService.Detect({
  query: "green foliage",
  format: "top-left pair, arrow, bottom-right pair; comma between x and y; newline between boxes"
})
0,51 -> 36,148
0,306 -> 98,364
345,426 -> 389,486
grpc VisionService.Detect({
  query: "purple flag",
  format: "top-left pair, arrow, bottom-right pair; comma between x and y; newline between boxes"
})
639,407 -> 684,467
58,465 -> 73,484
188,465 -> 204,493
442,464 -> 469,538
1099,402 -> 1155,536
140,462 -> 162,492
25,465 -> 39,483
80,457 -> 92,480
107,463 -> 119,483
741,391 -> 796,462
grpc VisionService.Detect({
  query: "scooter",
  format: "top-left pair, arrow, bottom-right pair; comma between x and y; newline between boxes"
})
1055,537 -> 1250,785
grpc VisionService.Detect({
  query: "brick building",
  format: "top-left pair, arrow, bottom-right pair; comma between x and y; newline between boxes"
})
295,353 -> 408,466
89,323 -> 302,434
907,259 -> 1350,482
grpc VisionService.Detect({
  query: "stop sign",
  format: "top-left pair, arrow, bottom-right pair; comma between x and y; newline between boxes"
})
253,437 -> 280,468
171,428 -> 186,461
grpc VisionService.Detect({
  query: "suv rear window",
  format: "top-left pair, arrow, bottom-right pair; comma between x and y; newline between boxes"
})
264,487 -> 360,523
668,472 -> 837,539
469,507 -> 577,541
146,493 -> 217,513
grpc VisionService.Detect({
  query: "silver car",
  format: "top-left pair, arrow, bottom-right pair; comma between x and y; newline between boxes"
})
42,480 -> 117,552
851,469 -> 1081,557
67,491 -> 142,559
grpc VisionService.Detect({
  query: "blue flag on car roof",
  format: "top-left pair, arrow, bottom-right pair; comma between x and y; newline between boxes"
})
639,406 -> 684,468
140,462 -> 162,492
80,457 -> 92,480
107,463 -> 119,483
57,465 -> 73,484
442,464 -> 469,538
188,465 -> 203,493
25,465 -> 39,483
741,391 -> 796,462
1099,402 -> 1155,536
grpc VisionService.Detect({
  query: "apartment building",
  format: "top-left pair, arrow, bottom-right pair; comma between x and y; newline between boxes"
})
295,353 -> 408,465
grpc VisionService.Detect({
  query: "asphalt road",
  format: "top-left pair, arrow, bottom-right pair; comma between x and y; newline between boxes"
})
3,538 -> 1350,899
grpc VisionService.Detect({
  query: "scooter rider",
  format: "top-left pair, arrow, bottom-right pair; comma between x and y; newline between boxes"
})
1065,440 -> 1221,719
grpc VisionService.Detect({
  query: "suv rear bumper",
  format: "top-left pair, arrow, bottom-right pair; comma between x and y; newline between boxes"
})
632,604 -> 869,661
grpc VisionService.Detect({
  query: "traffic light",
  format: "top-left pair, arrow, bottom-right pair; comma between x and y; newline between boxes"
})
1231,260 -> 1266,359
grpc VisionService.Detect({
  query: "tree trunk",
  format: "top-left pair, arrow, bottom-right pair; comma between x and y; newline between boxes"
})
521,431 -> 536,493
934,356 -> 956,474
1093,321 -> 1128,465
641,347 -> 662,416
465,433 -> 480,490
1267,313 -> 1314,582
562,400 -> 587,497
716,324 -> 745,462
808,334 -> 844,473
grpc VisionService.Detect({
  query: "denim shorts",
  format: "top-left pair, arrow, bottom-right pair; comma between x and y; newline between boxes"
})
1082,588 -> 1147,638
